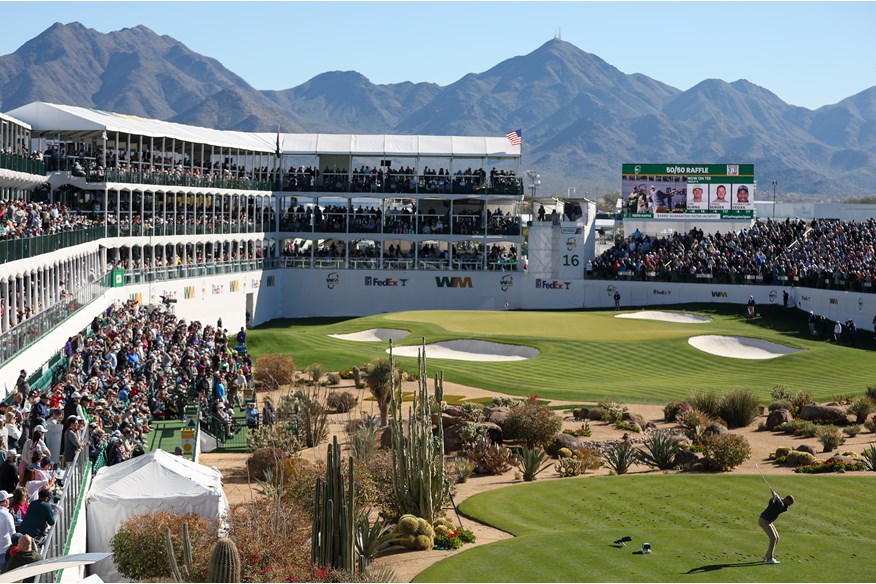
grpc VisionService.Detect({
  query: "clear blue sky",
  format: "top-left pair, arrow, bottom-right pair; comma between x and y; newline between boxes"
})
1,1 -> 873,110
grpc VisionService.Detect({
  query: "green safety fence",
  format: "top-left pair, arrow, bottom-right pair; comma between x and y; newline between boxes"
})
0,153 -> 46,175
0,226 -> 104,264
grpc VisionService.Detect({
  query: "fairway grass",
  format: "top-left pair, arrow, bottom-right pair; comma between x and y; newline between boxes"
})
414,475 -> 876,583
248,305 -> 876,403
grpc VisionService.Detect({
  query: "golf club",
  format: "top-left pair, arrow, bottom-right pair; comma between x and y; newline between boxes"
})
754,464 -> 775,493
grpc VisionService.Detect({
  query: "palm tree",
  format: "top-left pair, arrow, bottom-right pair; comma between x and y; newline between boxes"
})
364,357 -> 401,425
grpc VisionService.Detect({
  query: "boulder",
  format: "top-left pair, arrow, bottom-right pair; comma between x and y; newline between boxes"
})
766,408 -> 793,431
443,424 -> 467,452
483,406 -> 513,427
379,426 -> 392,449
795,444 -> 816,455
826,454 -> 860,465
703,422 -> 728,436
675,449 -> 699,468
482,422 -> 503,444
798,404 -> 848,423
548,433 -> 585,456
621,411 -> 645,426
572,408 -> 590,421
440,412 -> 459,428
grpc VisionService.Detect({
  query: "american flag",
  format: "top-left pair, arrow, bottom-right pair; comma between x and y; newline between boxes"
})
506,129 -> 522,146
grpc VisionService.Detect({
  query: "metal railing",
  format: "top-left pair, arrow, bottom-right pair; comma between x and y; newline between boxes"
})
36,446 -> 90,583
122,259 -> 273,285
106,221 -> 264,238
0,226 -> 104,264
0,152 -> 46,176
85,168 -> 273,191
0,279 -> 109,368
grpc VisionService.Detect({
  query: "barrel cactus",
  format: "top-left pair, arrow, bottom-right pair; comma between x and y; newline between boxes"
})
394,514 -> 434,550
207,538 -> 241,583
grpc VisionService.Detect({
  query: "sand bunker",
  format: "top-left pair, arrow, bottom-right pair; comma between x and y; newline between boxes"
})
688,335 -> 803,360
329,328 -> 410,342
389,340 -> 539,362
616,311 -> 711,324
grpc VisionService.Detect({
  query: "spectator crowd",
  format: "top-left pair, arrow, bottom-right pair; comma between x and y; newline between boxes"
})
591,218 -> 876,292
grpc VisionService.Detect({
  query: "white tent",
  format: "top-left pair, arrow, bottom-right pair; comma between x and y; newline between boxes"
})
85,449 -> 229,582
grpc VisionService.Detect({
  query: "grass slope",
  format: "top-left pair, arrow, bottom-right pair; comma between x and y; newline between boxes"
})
415,475 -> 876,583
248,305 -> 876,403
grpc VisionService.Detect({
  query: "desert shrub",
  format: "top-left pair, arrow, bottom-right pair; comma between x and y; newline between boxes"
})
456,402 -> 485,422
453,457 -> 475,483
110,511 -> 217,582
598,400 -> 628,424
768,400 -> 792,412
770,385 -> 795,402
675,407 -> 712,443
264,457 -> 326,516
789,419 -> 818,438
637,431 -> 682,470
718,389 -> 761,429
817,425 -> 845,452
327,391 -> 358,413
516,447 -> 552,481
365,451 -> 404,519
491,396 -> 524,408
246,422 -> 302,454
686,391 -> 722,419
364,357 -> 403,425
458,422 -> 491,444
253,354 -> 296,390
843,425 -> 861,438
663,401 -> 688,422
702,434 -> 751,471
862,445 -> 876,471
246,447 -> 288,481
832,394 -> 853,406
867,387 -> 876,401
572,447 -> 603,472
503,396 -> 563,448
304,363 -> 325,384
338,368 -> 355,380
461,437 -> 516,475
555,456 -> 585,477
326,372 -> 341,386
352,424 -> 380,465
615,421 -> 642,433
848,397 -> 875,424
227,498 -> 312,582
291,386 -> 330,448
865,415 -> 876,433
602,440 -> 638,475
790,390 -> 814,417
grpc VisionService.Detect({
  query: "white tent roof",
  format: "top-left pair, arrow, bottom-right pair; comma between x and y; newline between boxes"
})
0,111 -> 31,130
87,448 -> 225,502
7,101 -> 521,158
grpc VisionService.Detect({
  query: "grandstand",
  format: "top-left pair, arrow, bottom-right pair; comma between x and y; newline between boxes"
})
1,101 -> 875,580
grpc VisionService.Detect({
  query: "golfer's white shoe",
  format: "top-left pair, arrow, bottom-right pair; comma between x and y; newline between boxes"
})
764,558 -> 781,564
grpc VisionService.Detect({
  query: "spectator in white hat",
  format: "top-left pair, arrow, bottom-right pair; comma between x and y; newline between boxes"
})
0,490 -> 15,569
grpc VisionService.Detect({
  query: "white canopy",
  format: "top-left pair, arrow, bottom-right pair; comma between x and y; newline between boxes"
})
85,449 -> 229,582
7,101 -> 521,158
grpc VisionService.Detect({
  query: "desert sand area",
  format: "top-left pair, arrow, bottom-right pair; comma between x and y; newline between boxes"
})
329,328 -> 411,342
200,377 -> 869,583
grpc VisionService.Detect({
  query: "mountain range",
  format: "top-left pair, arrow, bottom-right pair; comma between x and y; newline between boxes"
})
1,22 -> 874,199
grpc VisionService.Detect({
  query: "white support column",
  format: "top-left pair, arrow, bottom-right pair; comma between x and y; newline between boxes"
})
10,277 -> 18,328
1,279 -> 8,333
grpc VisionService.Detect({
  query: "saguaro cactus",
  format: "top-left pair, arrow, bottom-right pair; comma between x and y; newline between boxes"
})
388,338 -> 448,523
311,436 -> 356,572
208,537 -> 241,583
163,524 -> 193,583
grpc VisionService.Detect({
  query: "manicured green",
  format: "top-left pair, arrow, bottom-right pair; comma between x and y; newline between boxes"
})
248,305 -> 876,403
415,474 -> 876,583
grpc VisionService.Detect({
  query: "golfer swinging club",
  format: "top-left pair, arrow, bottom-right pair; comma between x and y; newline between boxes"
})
758,483 -> 794,564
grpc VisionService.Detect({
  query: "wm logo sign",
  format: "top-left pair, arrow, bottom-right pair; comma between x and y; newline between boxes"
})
711,291 -> 729,298
436,276 -> 473,288
230,280 -> 240,292
183,286 -> 195,299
